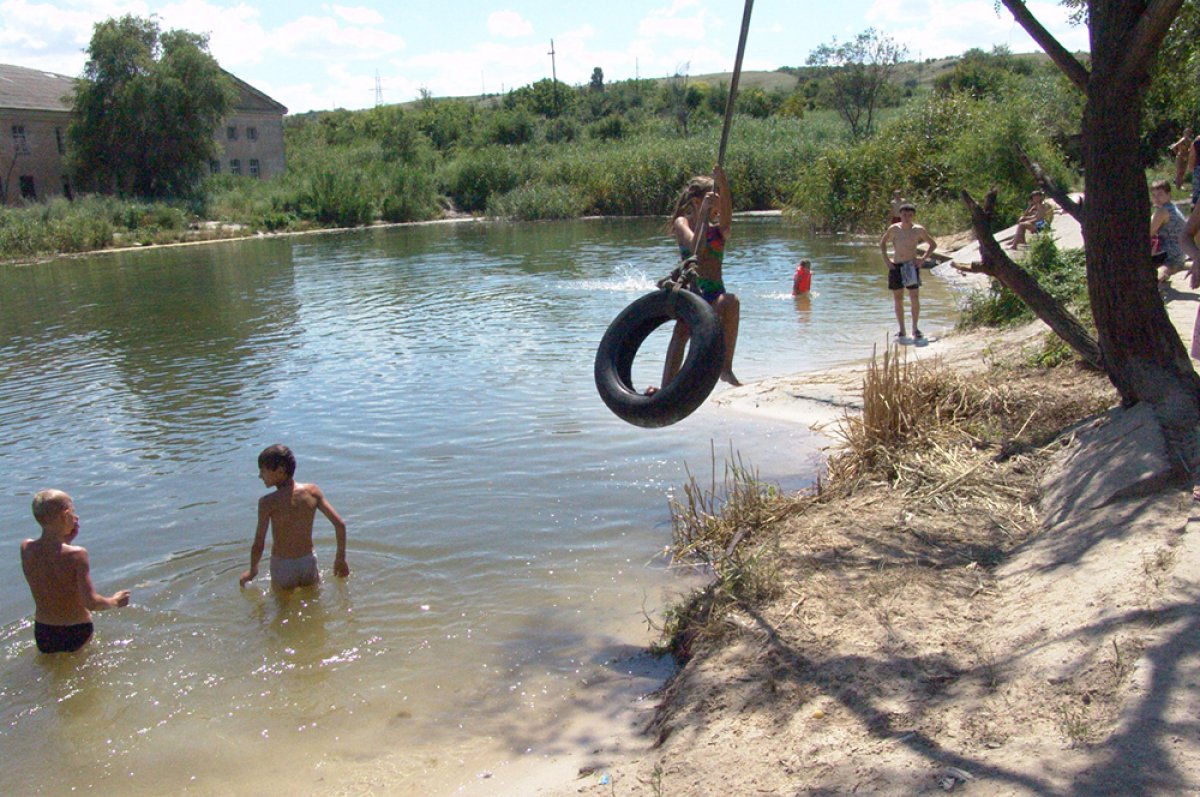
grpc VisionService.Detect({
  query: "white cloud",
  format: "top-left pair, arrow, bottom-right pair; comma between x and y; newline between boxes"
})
328,4 -> 385,26
863,0 -> 1089,58
488,10 -> 533,38
157,1 -> 266,67
271,14 -> 405,60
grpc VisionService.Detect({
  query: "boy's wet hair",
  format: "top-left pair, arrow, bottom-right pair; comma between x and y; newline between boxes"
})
258,444 -> 296,477
32,489 -> 71,523
1151,179 -> 1171,194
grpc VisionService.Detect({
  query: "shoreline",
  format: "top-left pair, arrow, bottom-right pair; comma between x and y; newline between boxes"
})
508,234 -> 1200,796
479,239 -> 1016,797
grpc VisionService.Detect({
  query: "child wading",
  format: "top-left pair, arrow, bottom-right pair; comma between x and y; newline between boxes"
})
649,165 -> 741,393
20,489 -> 130,654
240,444 -> 349,590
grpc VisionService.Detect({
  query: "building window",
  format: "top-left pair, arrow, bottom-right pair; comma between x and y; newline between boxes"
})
19,175 -> 35,199
210,160 -> 221,174
249,158 -> 260,177
230,159 -> 241,175
226,126 -> 238,141
55,127 -> 65,155
12,125 -> 29,154
247,126 -> 258,141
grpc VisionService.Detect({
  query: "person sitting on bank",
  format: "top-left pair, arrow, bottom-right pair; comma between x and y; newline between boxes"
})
1150,179 -> 1188,287
1008,189 -> 1054,249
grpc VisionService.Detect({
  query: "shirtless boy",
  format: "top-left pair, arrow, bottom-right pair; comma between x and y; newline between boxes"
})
240,444 -> 349,590
880,203 -> 937,341
20,489 -> 130,654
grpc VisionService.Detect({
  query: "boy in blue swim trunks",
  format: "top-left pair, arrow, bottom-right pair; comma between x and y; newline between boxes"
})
20,489 -> 130,654
239,444 -> 349,590
1008,189 -> 1053,249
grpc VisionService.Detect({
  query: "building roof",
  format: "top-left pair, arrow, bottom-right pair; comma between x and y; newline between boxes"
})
0,62 -> 287,116
0,64 -> 75,112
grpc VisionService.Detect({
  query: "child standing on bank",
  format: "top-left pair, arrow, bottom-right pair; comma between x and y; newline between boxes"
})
240,444 -> 349,590
20,489 -> 130,654
880,203 -> 937,341
655,164 -> 741,391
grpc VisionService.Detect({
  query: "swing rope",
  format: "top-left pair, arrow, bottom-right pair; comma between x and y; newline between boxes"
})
718,0 -> 754,170
658,0 -> 754,299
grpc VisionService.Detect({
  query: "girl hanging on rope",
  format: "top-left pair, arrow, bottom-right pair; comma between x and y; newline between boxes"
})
648,165 -> 741,394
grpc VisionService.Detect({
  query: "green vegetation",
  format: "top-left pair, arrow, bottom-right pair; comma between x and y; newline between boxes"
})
69,15 -> 236,201
4,14 -> 1200,261
960,235 -> 1089,328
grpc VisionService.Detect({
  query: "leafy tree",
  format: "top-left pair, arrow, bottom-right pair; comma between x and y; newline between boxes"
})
505,79 -> 572,118
68,15 -> 236,200
1142,4 -> 1200,152
994,0 -> 1198,474
414,98 -> 477,151
934,46 -> 1030,99
806,28 -> 906,139
589,67 -> 604,92
658,70 -> 704,136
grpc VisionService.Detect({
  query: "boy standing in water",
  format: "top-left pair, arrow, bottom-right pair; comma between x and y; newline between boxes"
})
20,489 -> 130,654
880,203 -> 937,341
240,444 -> 349,590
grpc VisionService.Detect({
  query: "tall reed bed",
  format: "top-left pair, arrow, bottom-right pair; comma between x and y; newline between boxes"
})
0,196 -> 195,259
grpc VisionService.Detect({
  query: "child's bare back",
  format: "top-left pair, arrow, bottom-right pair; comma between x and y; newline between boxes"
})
20,489 -> 130,654
260,481 -> 326,559
240,445 -> 348,590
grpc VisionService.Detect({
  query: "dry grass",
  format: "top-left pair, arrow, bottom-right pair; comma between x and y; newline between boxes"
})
654,346 -> 1115,662
654,447 -> 800,659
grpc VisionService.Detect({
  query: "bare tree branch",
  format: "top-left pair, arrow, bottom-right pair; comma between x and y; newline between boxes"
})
960,189 -> 1103,370
1114,0 -> 1186,88
1000,0 -> 1090,91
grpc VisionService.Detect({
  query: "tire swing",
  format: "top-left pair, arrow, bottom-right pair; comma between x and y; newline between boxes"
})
594,266 -> 725,429
593,0 -> 754,428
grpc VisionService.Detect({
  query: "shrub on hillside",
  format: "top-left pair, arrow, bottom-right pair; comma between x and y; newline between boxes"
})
787,90 -> 1075,232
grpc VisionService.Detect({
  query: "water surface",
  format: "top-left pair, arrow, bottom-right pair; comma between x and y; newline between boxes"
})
0,217 -> 960,794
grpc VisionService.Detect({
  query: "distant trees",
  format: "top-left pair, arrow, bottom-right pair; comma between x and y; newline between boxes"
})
68,15 -> 236,200
806,28 -> 907,139
934,46 -> 1033,99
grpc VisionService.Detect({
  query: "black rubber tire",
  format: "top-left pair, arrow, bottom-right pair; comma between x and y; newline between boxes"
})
594,289 -> 725,428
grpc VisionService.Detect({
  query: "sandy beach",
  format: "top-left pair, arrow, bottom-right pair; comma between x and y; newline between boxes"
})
497,219 -> 1200,796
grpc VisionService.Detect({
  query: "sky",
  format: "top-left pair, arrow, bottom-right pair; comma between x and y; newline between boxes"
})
0,1 -> 1090,114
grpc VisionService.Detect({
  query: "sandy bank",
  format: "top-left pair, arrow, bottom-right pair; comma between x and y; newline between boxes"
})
516,238 -> 1200,796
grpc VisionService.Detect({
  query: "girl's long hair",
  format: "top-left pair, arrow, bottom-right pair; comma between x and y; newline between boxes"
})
665,175 -> 714,233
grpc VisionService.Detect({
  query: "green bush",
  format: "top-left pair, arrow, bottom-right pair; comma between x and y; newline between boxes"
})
295,170 -> 375,226
441,148 -> 524,212
959,235 -> 1088,328
486,183 -> 586,220
787,90 -> 1075,232
481,109 -> 535,146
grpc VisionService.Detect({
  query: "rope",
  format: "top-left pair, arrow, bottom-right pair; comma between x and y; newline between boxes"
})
717,0 -> 754,169
659,0 -> 753,300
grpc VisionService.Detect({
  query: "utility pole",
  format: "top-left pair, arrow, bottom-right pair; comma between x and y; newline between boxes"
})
374,70 -> 383,106
548,38 -> 559,115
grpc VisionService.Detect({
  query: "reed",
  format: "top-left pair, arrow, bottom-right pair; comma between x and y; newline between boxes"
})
653,447 -> 792,660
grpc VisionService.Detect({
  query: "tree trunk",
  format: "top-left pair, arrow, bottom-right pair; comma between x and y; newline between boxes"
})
961,190 -> 1103,370
1082,1 -> 1200,473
